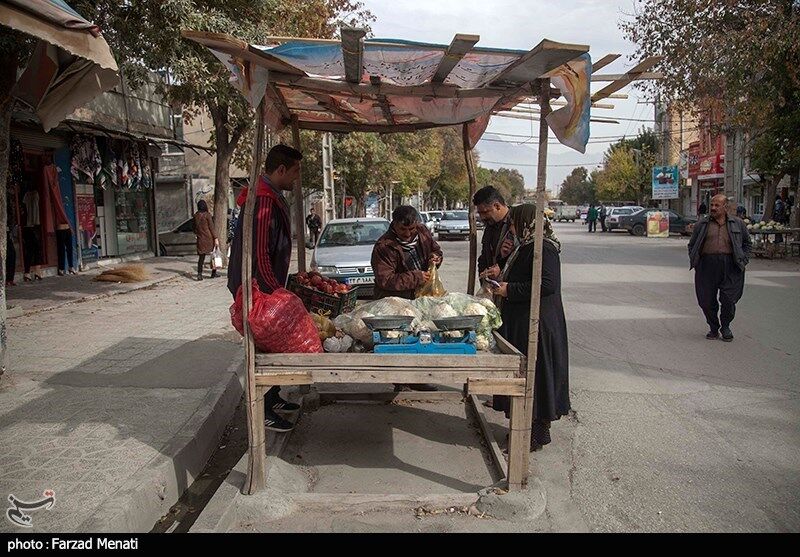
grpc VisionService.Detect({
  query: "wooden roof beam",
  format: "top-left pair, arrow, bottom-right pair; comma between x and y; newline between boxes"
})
341,26 -> 367,84
591,56 -> 662,102
265,84 -> 292,125
306,92 -> 362,124
592,53 -> 621,72
431,33 -> 480,83
591,72 -> 662,82
268,71 -> 512,99
482,39 -> 589,87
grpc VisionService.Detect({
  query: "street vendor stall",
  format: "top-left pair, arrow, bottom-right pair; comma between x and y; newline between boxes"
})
184,28 -> 660,495
746,222 -> 800,259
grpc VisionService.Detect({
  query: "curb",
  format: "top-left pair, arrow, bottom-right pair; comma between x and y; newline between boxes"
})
8,274 -> 181,319
77,359 -> 245,532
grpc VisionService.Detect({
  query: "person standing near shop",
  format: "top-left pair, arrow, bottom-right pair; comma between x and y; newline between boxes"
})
587,204 -> 599,233
228,144 -> 304,432
698,201 -> 708,217
193,200 -> 218,281
473,186 -> 516,285
305,207 -> 322,246
489,204 -> 570,451
688,194 -> 751,342
371,205 -> 443,392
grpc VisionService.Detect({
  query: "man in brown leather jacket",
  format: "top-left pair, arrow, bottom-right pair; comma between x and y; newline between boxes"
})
372,206 -> 443,300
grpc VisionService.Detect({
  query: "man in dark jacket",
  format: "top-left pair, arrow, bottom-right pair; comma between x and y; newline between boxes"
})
372,205 -> 443,300
687,194 -> 752,342
474,186 -> 516,284
372,206 -> 443,392
228,144 -> 303,432
305,208 -> 322,245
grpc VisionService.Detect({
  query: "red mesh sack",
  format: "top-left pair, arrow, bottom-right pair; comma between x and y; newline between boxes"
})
230,283 -> 323,354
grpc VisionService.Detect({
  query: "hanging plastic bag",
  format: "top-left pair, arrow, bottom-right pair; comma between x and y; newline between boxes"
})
415,264 -> 446,298
212,246 -> 223,269
310,310 -> 337,341
231,283 -> 323,354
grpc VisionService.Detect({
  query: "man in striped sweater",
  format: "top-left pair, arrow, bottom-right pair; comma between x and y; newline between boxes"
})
228,144 -> 303,432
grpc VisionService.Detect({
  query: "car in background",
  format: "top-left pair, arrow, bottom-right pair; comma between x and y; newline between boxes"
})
419,211 -> 437,235
428,210 -> 443,223
159,218 -> 196,256
618,208 -> 696,236
605,206 -> 643,231
310,218 -> 390,298
436,210 -> 470,240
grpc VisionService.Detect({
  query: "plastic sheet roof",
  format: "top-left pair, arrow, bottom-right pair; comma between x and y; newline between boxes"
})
184,30 -> 594,151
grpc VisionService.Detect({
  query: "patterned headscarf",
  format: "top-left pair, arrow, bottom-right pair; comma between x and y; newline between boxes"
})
501,203 -> 561,281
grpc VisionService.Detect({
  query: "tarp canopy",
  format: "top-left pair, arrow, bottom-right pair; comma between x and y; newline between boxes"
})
183,30 -> 593,152
1,0 -> 119,132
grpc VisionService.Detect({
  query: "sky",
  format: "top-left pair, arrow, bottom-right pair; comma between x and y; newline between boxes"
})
361,0 -> 657,193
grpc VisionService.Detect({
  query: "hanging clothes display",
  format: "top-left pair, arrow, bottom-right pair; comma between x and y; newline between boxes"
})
97,139 -> 117,189
138,142 -> 152,189
44,164 -> 75,273
70,135 -> 102,186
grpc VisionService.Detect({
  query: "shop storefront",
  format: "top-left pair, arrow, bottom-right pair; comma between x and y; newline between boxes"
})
70,135 -> 156,264
6,128 -> 157,280
6,130 -> 78,281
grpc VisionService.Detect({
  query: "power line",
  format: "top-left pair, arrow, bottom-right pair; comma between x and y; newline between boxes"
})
480,160 -> 604,168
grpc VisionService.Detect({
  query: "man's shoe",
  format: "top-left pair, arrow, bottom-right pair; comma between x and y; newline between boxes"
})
197,273 -> 203,281
264,411 -> 294,432
706,330 -> 719,340
268,396 -> 300,413
210,270 -> 218,278
720,327 -> 734,342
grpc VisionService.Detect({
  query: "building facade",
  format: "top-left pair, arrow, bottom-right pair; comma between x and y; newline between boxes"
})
7,72 -> 189,279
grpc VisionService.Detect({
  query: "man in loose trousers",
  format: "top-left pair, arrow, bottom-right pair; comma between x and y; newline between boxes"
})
687,194 -> 751,342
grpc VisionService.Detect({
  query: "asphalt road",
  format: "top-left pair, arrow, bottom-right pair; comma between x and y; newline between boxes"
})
437,222 -> 800,532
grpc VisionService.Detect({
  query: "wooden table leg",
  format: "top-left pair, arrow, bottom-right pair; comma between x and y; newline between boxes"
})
507,395 -> 530,491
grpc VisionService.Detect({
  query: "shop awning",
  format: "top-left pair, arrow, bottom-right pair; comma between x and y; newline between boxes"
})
1,0 -> 119,132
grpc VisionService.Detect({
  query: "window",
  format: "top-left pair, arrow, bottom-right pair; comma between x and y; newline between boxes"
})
319,221 -> 389,246
752,193 -> 764,216
443,211 -> 469,220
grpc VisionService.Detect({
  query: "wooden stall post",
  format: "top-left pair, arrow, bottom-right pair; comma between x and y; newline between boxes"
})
242,100 -> 268,494
291,116 -> 307,273
462,123 -> 478,295
508,79 -> 551,490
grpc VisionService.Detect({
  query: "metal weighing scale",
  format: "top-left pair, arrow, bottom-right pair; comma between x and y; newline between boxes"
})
364,315 -> 483,355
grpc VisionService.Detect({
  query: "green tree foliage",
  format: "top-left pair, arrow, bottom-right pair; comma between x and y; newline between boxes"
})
558,167 -> 596,205
621,0 -> 800,214
72,0 -> 373,249
475,166 -> 526,204
594,128 -> 658,204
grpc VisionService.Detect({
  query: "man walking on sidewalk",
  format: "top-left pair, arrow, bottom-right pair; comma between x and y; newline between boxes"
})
228,144 -> 303,431
305,207 -> 322,246
688,194 -> 751,342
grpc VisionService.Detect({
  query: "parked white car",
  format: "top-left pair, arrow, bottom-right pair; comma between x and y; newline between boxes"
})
606,206 -> 644,231
419,211 -> 437,235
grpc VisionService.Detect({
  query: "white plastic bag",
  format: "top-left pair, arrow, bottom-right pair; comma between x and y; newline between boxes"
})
212,247 -> 223,269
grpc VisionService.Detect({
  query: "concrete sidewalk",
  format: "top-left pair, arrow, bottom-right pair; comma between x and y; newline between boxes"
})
5,256 -> 200,318
1,261 -> 245,532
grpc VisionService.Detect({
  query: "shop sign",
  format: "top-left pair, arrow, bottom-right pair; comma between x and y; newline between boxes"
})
652,165 -> 680,200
